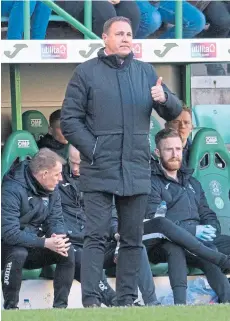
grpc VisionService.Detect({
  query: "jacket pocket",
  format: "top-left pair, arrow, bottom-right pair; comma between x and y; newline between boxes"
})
132,133 -> 151,166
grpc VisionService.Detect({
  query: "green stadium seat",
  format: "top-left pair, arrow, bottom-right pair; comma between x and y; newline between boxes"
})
149,263 -> 201,277
192,105 -> 230,144
149,116 -> 162,153
1,130 -> 38,180
22,269 -> 42,280
191,109 -> 197,128
22,110 -> 49,142
1,268 -> 42,281
189,128 -> 230,236
191,127 -> 203,140
40,265 -> 56,279
149,263 -> 168,276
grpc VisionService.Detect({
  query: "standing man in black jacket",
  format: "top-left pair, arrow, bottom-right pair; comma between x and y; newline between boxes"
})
1,148 -> 75,310
146,128 -> 230,305
61,16 -> 182,307
59,145 -> 160,307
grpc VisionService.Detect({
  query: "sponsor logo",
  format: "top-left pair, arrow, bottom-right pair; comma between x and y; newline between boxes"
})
30,119 -> 42,127
4,44 -> 28,58
165,183 -> 170,190
99,280 -> 108,292
154,43 -> 178,58
209,180 -> 222,197
188,184 -> 195,193
78,43 -> 142,58
41,44 -> 67,59
215,197 -> 224,210
42,197 -> 49,207
79,43 -> 103,58
62,182 -> 70,187
18,140 -> 30,148
206,136 -> 218,144
191,42 -> 216,58
4,262 -> 12,285
132,43 -> 142,58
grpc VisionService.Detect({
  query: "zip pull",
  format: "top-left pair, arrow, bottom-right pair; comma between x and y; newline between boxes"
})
91,137 -> 98,166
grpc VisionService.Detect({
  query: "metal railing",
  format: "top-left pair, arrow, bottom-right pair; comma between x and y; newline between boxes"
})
21,0 -> 183,40
23,0 -> 99,40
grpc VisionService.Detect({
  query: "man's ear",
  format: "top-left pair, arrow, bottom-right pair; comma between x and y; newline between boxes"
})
42,170 -> 48,179
48,126 -> 53,135
102,33 -> 107,44
154,148 -> 160,158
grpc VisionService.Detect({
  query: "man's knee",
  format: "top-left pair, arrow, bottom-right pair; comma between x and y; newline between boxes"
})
65,246 -> 75,266
137,3 -> 162,35
189,9 -> 206,34
4,246 -> 28,267
2,246 -> 28,286
162,242 -> 185,257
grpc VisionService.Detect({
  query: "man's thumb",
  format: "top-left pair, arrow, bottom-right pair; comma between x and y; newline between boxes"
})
156,77 -> 163,86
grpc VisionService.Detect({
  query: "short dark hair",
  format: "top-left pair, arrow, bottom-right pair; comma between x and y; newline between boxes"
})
165,105 -> 192,128
103,16 -> 132,34
49,109 -> 61,128
29,148 -> 66,175
181,105 -> 192,117
155,128 -> 182,148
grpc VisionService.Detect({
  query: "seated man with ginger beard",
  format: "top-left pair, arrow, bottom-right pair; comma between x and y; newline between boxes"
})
145,128 -> 230,305
164,107 -> 230,258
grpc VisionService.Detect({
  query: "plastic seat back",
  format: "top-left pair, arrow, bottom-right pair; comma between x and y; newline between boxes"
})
189,128 -> 230,236
149,116 -> 162,153
192,105 -> 230,144
1,130 -> 38,180
22,110 -> 48,142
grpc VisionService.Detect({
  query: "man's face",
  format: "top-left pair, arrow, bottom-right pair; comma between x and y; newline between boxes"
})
38,161 -> 63,191
166,111 -> 193,144
157,137 -> 183,171
102,21 -> 133,57
50,120 -> 68,145
69,151 -> 81,177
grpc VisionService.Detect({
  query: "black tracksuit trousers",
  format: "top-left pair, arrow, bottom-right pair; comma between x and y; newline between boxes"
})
143,217 -> 230,270
142,217 -> 230,305
1,243 -> 75,310
81,192 -> 148,307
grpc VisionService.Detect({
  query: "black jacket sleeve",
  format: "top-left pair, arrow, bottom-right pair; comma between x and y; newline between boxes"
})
1,185 -> 45,248
197,183 -> 221,236
43,190 -> 66,237
149,65 -> 182,121
145,179 -> 162,219
61,66 -> 96,161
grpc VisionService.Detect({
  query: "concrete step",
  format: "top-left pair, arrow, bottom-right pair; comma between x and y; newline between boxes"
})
1,275 -> 212,309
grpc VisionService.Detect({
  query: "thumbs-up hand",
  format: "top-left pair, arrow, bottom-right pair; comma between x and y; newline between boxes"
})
151,77 -> 166,104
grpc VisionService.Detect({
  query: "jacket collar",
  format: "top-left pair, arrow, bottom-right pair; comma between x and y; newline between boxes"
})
25,166 -> 52,196
97,47 -> 134,69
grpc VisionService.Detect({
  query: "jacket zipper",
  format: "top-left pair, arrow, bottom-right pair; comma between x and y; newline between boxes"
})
91,137 -> 98,165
